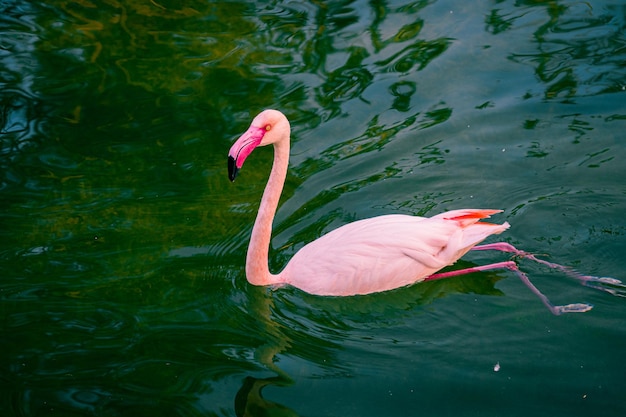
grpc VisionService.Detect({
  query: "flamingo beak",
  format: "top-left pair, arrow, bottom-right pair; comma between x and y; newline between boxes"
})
228,156 -> 239,182
227,125 -> 266,182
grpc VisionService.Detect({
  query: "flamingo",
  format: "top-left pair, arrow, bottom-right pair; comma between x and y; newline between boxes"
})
228,109 -> 622,315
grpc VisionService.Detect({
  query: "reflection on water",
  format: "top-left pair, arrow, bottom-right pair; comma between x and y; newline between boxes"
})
2,0 -> 626,415
507,2 -> 625,99
235,376 -> 296,417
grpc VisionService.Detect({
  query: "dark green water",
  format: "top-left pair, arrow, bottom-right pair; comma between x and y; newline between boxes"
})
2,0 -> 625,416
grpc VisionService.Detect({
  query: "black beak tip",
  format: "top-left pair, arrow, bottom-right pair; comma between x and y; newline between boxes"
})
228,156 -> 239,182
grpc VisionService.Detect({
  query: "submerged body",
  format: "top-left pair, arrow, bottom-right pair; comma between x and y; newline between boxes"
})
228,109 -> 620,314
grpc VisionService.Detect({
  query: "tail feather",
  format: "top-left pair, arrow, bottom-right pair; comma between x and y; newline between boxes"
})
436,210 -> 510,262
433,209 -> 503,228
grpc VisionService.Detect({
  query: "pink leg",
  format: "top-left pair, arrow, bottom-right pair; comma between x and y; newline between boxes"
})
424,261 -> 592,316
472,243 -> 625,296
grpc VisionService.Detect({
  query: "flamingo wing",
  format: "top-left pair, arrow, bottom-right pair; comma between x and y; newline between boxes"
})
281,209 -> 509,296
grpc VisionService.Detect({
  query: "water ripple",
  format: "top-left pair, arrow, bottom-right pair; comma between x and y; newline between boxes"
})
374,38 -> 452,73
508,4 -> 626,98
1,1 -> 625,415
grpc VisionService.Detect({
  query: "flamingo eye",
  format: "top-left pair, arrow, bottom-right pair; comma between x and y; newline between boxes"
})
265,124 -> 271,131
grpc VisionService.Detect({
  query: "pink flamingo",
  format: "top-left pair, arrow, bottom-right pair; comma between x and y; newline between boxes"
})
228,109 -> 622,315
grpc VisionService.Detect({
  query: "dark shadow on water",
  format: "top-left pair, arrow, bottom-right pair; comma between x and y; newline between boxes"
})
235,375 -> 297,417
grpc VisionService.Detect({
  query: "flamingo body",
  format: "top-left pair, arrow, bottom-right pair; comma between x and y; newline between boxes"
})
282,211 -> 509,296
228,109 -> 509,296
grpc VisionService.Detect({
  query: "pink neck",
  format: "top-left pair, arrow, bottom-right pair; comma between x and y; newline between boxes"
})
246,139 -> 290,286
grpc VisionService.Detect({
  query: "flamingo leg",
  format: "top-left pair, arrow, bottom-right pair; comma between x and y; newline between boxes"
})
424,261 -> 592,315
472,242 -> 626,297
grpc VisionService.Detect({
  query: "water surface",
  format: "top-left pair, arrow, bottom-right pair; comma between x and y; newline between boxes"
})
1,1 -> 626,416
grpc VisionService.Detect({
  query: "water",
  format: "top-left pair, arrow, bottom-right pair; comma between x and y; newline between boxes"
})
1,0 -> 625,416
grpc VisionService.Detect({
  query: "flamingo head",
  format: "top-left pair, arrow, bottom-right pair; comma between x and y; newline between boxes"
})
228,109 -> 290,181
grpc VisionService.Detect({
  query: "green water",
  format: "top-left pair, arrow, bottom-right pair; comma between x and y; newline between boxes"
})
1,0 -> 625,416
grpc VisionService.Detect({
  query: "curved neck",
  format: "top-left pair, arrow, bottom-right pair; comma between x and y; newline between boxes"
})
246,139 -> 290,286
